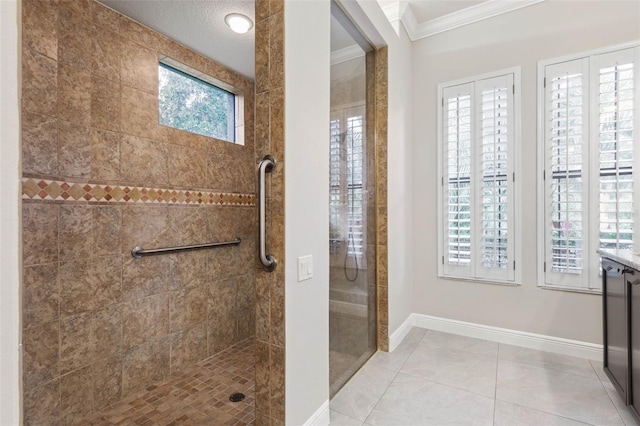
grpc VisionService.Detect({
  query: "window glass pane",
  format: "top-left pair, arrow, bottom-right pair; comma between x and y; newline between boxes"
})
159,63 -> 235,142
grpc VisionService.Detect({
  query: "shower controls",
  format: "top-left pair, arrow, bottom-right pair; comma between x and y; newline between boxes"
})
298,255 -> 313,281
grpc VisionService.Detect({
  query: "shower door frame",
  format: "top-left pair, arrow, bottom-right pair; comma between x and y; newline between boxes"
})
329,0 -> 389,397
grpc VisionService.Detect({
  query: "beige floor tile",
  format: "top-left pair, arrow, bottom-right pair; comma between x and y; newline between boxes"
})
499,344 -> 599,379
494,400 -> 588,425
400,338 -> 498,398
364,373 -> 494,426
330,409 -> 365,426
496,360 -> 623,425
602,380 -> 640,426
330,364 -> 397,422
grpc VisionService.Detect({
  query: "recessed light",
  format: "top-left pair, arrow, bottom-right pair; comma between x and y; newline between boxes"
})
225,13 -> 253,34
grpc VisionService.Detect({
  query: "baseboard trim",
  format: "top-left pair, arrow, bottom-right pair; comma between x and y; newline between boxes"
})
303,400 -> 330,426
389,315 -> 414,352
411,314 -> 602,361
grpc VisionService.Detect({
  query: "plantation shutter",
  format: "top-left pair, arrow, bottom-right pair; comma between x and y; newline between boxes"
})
443,83 -> 474,278
440,72 -> 518,283
543,58 -> 590,289
543,47 -> 639,291
475,75 -> 515,281
344,105 -> 366,257
329,105 -> 366,261
589,48 -> 639,288
329,114 -> 342,257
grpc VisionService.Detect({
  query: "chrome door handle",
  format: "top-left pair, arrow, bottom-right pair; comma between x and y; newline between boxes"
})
258,155 -> 277,272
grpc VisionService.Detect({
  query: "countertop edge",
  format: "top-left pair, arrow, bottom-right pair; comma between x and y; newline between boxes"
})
598,248 -> 640,271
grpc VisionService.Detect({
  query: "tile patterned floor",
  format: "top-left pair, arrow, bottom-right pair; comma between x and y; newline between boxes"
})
92,338 -> 255,425
330,328 -> 640,426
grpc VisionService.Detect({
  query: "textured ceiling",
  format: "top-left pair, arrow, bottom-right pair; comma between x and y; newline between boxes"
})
99,0 -> 256,79
98,0 -> 490,80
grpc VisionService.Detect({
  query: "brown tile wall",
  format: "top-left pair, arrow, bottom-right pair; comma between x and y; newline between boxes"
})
374,47 -> 389,352
365,51 -> 379,351
21,1 -> 257,424
254,0 -> 286,424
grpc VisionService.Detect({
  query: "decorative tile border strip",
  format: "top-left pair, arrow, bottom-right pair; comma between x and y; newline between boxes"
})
22,178 -> 256,206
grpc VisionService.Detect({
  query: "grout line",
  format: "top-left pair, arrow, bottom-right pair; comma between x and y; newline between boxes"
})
494,346 -> 613,425
361,328 -> 437,424
360,355 -> 403,424
331,327 -> 424,424
597,373 -> 629,426
495,400 -> 595,426
493,343 -> 500,425
389,329 -> 499,401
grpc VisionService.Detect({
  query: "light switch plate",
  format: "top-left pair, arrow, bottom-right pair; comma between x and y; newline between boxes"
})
298,255 -> 313,282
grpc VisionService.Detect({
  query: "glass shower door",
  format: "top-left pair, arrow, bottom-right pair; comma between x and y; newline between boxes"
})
329,7 -> 376,397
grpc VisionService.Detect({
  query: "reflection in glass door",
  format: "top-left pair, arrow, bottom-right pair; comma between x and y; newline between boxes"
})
329,4 -> 376,397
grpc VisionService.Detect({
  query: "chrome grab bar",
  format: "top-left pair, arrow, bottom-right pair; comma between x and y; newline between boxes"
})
131,238 -> 241,259
259,155 -> 277,271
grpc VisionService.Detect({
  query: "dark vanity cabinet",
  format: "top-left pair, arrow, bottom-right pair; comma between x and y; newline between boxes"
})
602,255 -> 640,420
603,258 -> 630,404
631,269 -> 640,418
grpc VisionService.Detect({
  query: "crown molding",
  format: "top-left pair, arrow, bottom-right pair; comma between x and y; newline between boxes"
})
330,44 -> 365,66
381,0 -> 545,42
380,1 -> 403,23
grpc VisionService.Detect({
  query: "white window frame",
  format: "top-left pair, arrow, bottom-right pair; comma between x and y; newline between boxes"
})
158,55 -> 245,145
537,41 -> 640,293
437,67 -> 522,286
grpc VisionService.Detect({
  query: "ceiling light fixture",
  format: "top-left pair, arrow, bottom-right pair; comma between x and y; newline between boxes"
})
225,13 -> 253,34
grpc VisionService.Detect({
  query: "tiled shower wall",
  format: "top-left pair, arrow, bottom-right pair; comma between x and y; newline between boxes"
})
373,48 -> 389,352
21,0 -> 257,423
254,0 -> 286,425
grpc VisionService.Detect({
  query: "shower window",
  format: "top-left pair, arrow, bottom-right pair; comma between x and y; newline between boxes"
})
330,105 -> 366,261
158,56 -> 244,144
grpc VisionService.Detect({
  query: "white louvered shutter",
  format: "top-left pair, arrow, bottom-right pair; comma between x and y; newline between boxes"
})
475,75 -> 515,281
329,105 -> 366,262
542,46 -> 639,291
345,106 -> 365,257
443,83 -> 474,278
329,115 -> 342,257
589,48 -> 639,288
543,58 -> 590,289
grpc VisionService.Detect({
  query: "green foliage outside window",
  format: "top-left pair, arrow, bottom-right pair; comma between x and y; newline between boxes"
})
158,63 -> 235,142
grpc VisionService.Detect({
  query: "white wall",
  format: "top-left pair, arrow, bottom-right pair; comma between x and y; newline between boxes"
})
284,0 -> 414,422
0,0 -> 21,423
386,20 -> 413,335
352,0 -> 414,339
284,1 -> 331,424
412,0 -> 640,344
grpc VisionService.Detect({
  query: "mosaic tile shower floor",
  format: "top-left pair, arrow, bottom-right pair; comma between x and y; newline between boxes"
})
92,338 -> 255,425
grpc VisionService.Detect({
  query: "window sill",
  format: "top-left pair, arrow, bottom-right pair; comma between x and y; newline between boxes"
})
438,274 -> 521,288
538,284 -> 602,295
